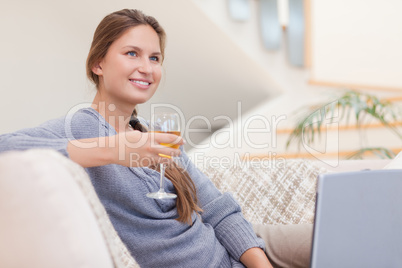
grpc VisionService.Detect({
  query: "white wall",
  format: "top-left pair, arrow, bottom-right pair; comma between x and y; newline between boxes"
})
0,0 -> 98,132
310,0 -> 402,89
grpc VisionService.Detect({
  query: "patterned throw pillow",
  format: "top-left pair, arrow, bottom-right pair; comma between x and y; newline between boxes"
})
201,159 -> 328,225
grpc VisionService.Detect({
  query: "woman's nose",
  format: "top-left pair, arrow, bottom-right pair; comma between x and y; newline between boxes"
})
138,58 -> 152,74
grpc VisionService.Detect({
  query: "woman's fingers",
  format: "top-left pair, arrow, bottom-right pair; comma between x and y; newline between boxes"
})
116,131 -> 184,168
152,132 -> 185,147
150,132 -> 184,157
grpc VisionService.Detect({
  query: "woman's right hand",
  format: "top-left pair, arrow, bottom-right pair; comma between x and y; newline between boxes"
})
67,131 -> 184,168
111,130 -> 184,167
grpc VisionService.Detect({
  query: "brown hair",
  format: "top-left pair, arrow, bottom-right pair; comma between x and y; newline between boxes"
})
86,9 -> 201,225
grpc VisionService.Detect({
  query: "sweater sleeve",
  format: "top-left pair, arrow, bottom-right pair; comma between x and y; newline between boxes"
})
179,149 -> 265,261
0,109 -> 104,157
0,121 -> 70,156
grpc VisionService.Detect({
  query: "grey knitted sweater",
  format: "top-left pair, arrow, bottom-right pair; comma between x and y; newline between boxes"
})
0,107 -> 264,267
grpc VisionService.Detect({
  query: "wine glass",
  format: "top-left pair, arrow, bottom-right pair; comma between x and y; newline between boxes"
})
146,113 -> 181,199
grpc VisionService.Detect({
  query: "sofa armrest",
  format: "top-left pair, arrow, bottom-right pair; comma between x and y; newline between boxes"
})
0,150 -> 114,268
0,149 -> 140,268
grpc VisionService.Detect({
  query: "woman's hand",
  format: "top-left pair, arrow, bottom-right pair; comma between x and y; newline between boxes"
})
67,131 -> 184,168
111,130 -> 184,167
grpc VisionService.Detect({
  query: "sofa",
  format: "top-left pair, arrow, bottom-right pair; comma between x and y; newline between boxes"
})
0,149 -> 392,268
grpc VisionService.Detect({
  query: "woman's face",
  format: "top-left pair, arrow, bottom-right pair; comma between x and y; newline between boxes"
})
94,25 -> 162,107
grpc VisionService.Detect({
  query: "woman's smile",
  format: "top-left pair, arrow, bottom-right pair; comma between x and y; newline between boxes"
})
129,78 -> 152,89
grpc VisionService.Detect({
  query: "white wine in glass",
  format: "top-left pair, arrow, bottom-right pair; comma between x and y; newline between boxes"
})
147,113 -> 180,199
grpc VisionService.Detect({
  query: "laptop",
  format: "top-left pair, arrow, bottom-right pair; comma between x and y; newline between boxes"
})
310,169 -> 402,268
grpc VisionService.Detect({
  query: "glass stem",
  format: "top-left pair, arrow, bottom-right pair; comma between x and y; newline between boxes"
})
159,163 -> 166,193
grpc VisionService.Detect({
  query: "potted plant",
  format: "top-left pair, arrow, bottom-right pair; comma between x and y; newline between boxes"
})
286,90 -> 402,159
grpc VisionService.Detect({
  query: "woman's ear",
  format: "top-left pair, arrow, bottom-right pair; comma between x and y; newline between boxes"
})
91,62 -> 103,76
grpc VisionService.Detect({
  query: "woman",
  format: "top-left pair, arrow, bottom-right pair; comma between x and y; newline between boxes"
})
0,9 -> 311,268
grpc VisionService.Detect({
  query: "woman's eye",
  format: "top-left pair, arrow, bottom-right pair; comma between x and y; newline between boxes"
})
150,56 -> 159,62
127,51 -> 137,57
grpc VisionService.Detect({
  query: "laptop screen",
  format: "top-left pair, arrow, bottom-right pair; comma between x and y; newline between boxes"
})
310,169 -> 402,268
